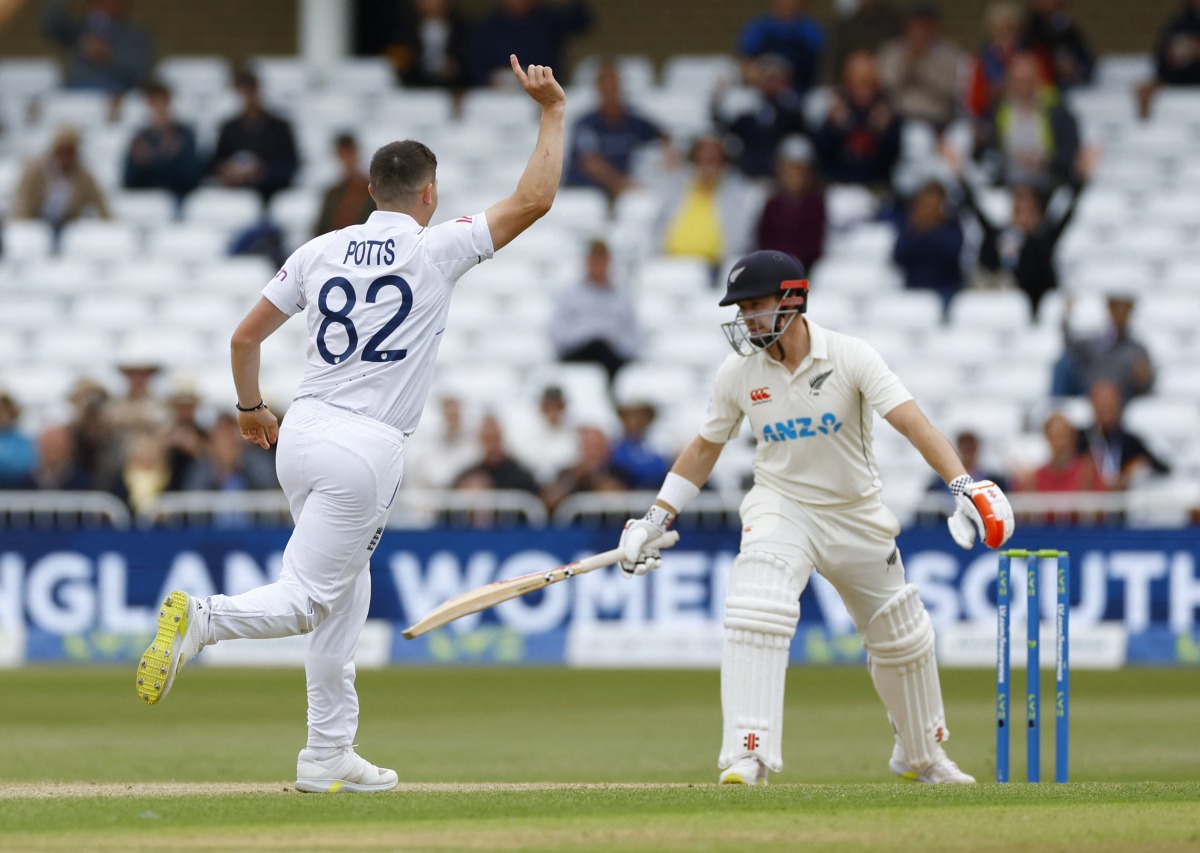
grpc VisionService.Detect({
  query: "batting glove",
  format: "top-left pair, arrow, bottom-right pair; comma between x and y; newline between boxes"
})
947,476 -> 1015,550
618,506 -> 674,577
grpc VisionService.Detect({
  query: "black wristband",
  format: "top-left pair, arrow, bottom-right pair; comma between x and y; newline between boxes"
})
235,400 -> 267,412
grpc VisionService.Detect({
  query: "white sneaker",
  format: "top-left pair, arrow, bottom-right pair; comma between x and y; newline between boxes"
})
137,591 -> 204,705
719,756 -> 768,786
296,747 -> 398,793
889,740 -> 975,784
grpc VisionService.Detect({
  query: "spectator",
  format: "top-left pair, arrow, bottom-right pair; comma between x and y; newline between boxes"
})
506,385 -> 579,485
1022,0 -> 1094,89
966,2 -> 1024,118
313,133 -> 375,237
20,424 -> 93,491
974,52 -> 1079,187
827,0 -> 904,83
754,134 -> 826,269
1137,0 -> 1200,118
929,430 -> 1010,492
878,3 -> 964,130
564,60 -> 670,201
1052,294 -> 1156,401
162,379 -> 207,491
712,53 -> 808,180
891,179 -> 963,308
66,378 -> 114,490
468,0 -> 590,87
549,239 -> 640,381
609,398 -> 672,490
113,429 -> 173,513
42,0 -> 153,94
541,423 -> 632,511
1078,379 -> 1170,490
813,50 -> 902,191
657,133 -> 760,267
10,125 -> 111,234
737,0 -> 825,97
1016,413 -> 1104,525
945,142 -> 1094,317
211,70 -> 298,202
183,414 -> 277,491
386,0 -> 470,92
0,391 -> 36,489
403,394 -> 480,489
453,413 -> 540,493
122,80 -> 203,202
107,346 -> 170,438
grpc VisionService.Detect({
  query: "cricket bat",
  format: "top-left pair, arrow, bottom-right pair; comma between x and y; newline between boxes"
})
400,531 -> 680,639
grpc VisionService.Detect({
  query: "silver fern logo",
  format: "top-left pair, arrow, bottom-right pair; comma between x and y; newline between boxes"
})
809,370 -> 834,394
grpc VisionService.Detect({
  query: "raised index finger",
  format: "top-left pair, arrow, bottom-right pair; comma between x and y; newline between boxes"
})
509,54 -> 528,85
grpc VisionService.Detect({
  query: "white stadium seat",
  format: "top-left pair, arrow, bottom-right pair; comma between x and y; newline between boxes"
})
572,54 -> 656,94
146,224 -> 230,262
32,328 -> 116,370
1123,396 -> 1200,458
0,365 -> 77,410
182,188 -> 263,232
109,190 -> 179,228
59,221 -> 140,262
0,58 -> 62,100
6,297 -> 63,334
157,56 -> 233,99
637,256 -> 712,299
158,294 -> 243,334
376,90 -> 454,129
1,220 -> 54,262
861,289 -> 944,335
947,289 -> 1032,334
809,256 -> 902,297
541,187 -> 609,236
38,91 -> 110,129
1095,54 -> 1154,89
194,257 -> 276,298
250,56 -> 310,104
22,258 -> 97,297
70,294 -> 156,333
661,54 -> 738,94
327,58 -> 396,95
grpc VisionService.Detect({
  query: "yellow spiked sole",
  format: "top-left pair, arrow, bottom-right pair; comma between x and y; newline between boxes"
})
136,592 -> 190,705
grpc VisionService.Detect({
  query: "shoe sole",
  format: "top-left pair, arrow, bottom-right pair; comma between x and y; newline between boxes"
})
718,771 -> 767,786
889,759 -> 920,782
137,592 -> 190,705
295,778 -> 397,794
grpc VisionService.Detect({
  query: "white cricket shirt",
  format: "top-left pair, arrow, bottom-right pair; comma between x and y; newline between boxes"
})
699,318 -> 913,508
262,210 -> 493,434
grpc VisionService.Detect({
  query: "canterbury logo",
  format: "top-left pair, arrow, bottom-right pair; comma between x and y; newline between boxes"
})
749,387 -> 771,403
809,370 -> 833,392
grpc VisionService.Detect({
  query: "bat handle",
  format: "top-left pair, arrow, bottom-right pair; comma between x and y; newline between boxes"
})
647,530 -> 681,550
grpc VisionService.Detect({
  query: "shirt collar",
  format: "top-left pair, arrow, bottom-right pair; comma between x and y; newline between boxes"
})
367,210 -> 422,229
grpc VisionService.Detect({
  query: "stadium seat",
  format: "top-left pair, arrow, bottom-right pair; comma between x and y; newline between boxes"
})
1072,187 -> 1141,230
249,56 -> 310,104
461,90 -> 540,129
861,289 -> 944,334
1095,54 -> 1154,88
661,54 -> 738,94
824,222 -> 897,261
1124,396 -> 1200,457
541,187 -> 609,236
107,258 -> 190,296
0,58 -> 62,101
571,54 -> 656,94
159,294 -> 243,334
146,224 -> 230,262
60,221 -> 140,262
70,294 -> 156,333
327,58 -> 396,95
1,220 -> 54,262
109,190 -> 179,227
1144,192 -> 1200,229
809,256 -> 902,296
39,91 -> 110,129
157,56 -> 233,99
182,188 -> 263,232
193,256 -> 277,298
25,258 -> 104,297
376,89 -> 454,129
32,327 -> 116,370
1156,365 -> 1200,403
6,296 -> 63,334
0,364 -> 77,410
1161,260 -> 1198,293
824,184 -> 880,229
637,256 -> 712,299
947,289 -> 1032,335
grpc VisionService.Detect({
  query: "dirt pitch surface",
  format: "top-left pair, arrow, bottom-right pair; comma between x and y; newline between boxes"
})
0,781 -> 697,799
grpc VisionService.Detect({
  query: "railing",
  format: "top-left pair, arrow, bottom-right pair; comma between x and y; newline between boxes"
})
0,488 -> 1195,530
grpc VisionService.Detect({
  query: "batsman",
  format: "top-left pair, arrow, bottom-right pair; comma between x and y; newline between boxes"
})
618,250 -> 1014,785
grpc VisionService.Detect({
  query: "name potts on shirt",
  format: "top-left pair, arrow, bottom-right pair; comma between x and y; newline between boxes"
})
343,239 -> 396,266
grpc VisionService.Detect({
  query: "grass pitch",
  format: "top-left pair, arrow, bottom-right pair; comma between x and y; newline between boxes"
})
0,666 -> 1197,851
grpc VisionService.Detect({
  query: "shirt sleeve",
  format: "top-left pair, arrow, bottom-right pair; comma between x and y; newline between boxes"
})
422,211 -> 496,283
260,248 -> 306,316
699,356 -> 746,443
852,340 -> 913,417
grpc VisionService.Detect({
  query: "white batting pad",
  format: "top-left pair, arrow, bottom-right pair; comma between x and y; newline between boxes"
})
862,584 -> 948,773
719,551 -> 800,773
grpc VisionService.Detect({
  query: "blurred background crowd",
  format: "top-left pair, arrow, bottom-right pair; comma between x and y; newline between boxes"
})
0,0 -> 1198,526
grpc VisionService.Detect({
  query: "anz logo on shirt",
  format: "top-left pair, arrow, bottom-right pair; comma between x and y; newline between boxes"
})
761,413 -> 843,443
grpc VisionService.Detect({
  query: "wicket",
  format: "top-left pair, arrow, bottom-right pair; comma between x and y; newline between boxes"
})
996,549 -> 1070,783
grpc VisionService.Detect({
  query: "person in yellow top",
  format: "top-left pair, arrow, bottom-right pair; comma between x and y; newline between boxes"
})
659,134 -> 761,267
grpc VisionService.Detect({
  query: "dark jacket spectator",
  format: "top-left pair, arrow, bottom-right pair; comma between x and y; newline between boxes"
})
183,414 -> 278,491
813,50 -> 902,189
42,0 -> 153,93
10,125 -> 111,233
966,2 -> 1023,118
564,61 -> 668,199
827,0 -> 903,83
19,425 -> 94,491
737,0 -> 825,96
387,0 -> 470,91
123,81 -> 203,201
928,431 -> 1010,493
314,133 -> 375,237
541,424 -> 633,512
468,0 -> 590,87
550,240 -> 640,381
211,70 -> 298,202
1053,295 -> 1156,400
1154,0 -> 1200,85
0,392 -> 36,489
892,180 -> 963,307
1022,0 -> 1094,88
877,4 -> 963,130
609,401 -> 672,490
1077,380 -> 1170,490
712,54 -> 808,180
755,134 -> 826,269
454,414 -> 541,494
975,53 -> 1079,187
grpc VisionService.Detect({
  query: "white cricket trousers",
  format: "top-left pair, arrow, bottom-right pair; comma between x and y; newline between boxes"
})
204,396 -> 405,750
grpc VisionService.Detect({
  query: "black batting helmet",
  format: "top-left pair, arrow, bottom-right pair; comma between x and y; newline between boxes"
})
718,250 -> 809,311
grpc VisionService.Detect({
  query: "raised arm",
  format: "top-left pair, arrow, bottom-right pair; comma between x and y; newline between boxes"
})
485,55 -> 567,251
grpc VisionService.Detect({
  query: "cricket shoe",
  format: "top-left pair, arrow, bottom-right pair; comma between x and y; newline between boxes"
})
719,756 -> 768,786
137,591 -> 205,705
295,747 -> 398,793
889,741 -> 975,784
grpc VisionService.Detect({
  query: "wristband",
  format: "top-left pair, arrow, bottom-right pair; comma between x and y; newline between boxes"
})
235,400 -> 268,412
948,474 -> 973,497
655,472 -> 700,514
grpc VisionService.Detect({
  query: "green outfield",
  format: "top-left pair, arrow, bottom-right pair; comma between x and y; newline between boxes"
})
1,666 -> 1198,851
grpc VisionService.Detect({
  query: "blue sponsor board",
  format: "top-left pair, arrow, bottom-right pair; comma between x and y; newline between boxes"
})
1,527 -> 1198,665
